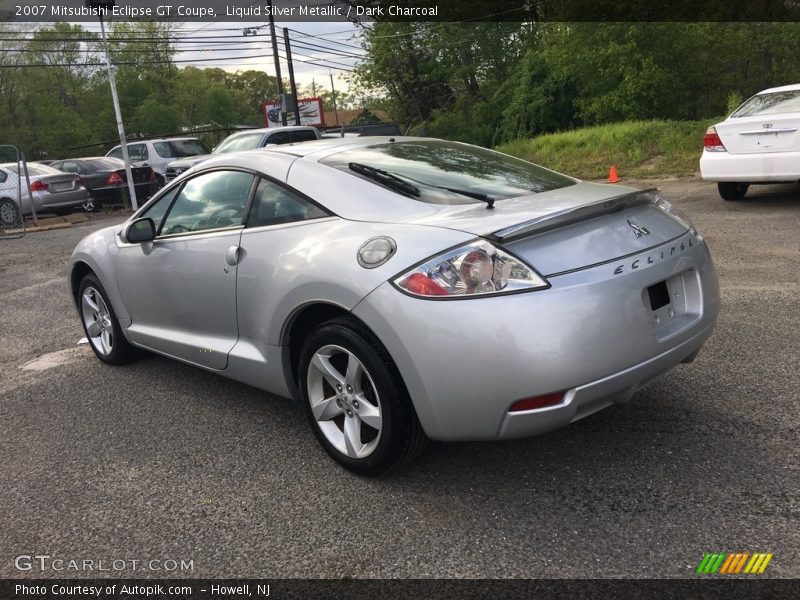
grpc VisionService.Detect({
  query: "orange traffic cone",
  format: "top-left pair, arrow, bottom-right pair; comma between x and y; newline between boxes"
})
607,165 -> 620,183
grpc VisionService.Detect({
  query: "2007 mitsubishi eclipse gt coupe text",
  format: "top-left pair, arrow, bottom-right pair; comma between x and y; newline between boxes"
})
69,137 -> 720,475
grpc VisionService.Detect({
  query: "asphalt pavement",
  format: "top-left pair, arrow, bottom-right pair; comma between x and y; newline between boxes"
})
0,179 -> 798,579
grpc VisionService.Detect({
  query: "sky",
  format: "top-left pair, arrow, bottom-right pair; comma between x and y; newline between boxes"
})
77,20 -> 366,94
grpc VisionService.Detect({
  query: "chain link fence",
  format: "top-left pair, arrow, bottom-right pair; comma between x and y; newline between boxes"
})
0,145 -> 27,239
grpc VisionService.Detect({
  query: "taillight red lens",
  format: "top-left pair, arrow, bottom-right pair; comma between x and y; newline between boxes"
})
29,180 -> 48,192
402,273 -> 450,296
106,172 -> 124,185
149,169 -> 156,181
508,392 -> 565,413
703,127 -> 725,151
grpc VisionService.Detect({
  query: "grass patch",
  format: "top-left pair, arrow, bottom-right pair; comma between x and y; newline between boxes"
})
496,119 -> 721,180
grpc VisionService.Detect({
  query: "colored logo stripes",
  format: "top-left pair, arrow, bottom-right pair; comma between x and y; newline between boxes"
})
696,552 -> 773,574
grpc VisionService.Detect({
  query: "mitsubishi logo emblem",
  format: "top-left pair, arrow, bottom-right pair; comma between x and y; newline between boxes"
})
627,219 -> 650,238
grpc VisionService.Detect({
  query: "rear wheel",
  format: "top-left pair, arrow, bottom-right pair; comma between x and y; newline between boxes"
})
718,182 -> 749,201
78,273 -> 137,365
0,197 -> 22,227
299,317 -> 427,476
82,193 -> 97,213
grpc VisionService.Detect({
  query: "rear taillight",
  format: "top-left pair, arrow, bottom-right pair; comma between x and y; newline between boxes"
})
149,169 -> 156,181
29,180 -> 48,192
77,178 -> 85,188
106,172 -> 124,185
703,126 -> 726,152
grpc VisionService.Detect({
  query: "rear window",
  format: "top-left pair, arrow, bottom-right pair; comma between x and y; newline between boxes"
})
289,130 -> 318,143
86,158 -> 124,171
320,140 -> 575,205
731,90 -> 800,118
153,139 -> 208,158
214,132 -> 265,153
2,163 -> 62,176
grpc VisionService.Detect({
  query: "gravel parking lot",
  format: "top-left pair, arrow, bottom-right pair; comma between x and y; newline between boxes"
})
0,178 -> 798,579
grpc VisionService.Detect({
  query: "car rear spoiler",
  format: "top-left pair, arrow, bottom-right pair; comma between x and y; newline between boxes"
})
489,188 -> 659,243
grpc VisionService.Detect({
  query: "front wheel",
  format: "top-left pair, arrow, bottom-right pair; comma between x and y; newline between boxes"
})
718,182 -> 749,201
78,273 -> 137,365
299,317 -> 427,476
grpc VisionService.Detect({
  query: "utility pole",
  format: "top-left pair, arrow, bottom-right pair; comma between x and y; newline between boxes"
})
330,72 -> 340,127
266,0 -> 287,126
312,78 -> 317,97
87,0 -> 137,210
283,28 -> 301,126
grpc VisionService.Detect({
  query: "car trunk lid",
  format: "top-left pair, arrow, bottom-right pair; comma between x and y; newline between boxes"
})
412,184 -> 689,276
715,113 -> 800,154
38,174 -> 80,194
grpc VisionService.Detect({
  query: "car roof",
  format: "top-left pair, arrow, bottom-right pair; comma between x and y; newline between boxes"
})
258,135 -> 421,159
227,126 -> 318,136
757,83 -> 800,94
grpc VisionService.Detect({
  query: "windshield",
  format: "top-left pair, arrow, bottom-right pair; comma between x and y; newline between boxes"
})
214,132 -> 265,154
153,139 -> 208,158
321,140 -> 575,205
730,90 -> 800,118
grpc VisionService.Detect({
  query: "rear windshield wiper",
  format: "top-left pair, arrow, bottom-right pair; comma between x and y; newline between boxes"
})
428,185 -> 495,209
348,162 -> 421,198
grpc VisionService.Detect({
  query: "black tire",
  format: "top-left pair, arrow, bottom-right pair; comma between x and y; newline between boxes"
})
0,197 -> 22,228
298,317 -> 427,476
718,182 -> 749,201
77,273 -> 137,365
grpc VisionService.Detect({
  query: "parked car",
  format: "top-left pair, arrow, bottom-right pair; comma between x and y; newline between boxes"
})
69,137 -> 719,475
700,83 -> 800,200
0,162 -> 89,226
50,157 -> 157,212
164,126 -> 320,182
106,137 -> 208,188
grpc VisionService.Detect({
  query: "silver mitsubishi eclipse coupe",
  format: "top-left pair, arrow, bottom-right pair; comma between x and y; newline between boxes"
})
69,137 -> 719,475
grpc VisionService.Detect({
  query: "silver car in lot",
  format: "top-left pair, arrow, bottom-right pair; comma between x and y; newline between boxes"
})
69,137 -> 720,475
1,162 -> 89,226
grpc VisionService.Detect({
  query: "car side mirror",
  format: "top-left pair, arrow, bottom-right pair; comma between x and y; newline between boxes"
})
125,217 -> 156,243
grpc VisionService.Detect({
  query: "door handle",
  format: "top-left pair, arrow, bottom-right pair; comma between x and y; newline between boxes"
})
225,245 -> 242,266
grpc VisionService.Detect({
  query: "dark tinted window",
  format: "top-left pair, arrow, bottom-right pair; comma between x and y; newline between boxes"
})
153,139 -> 208,158
0,170 -> 6,183
321,140 -> 575,205
289,130 -> 318,143
248,178 -> 328,228
86,158 -> 125,171
265,131 -> 291,145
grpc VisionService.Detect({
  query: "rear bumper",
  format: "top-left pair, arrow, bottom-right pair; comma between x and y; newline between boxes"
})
353,232 -> 719,442
700,149 -> 800,182
34,189 -> 88,212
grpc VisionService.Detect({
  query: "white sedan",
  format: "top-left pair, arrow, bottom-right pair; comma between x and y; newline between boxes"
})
700,83 -> 800,200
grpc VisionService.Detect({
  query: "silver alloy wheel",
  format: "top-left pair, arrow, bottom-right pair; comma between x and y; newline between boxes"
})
0,199 -> 19,226
82,193 -> 95,212
307,344 -> 383,459
81,287 -> 113,356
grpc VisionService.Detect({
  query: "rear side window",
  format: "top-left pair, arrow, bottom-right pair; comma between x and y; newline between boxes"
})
731,90 -> 800,117
247,178 -> 328,228
128,144 -> 149,161
107,147 -> 123,159
0,170 -> 7,183
289,130 -> 318,143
